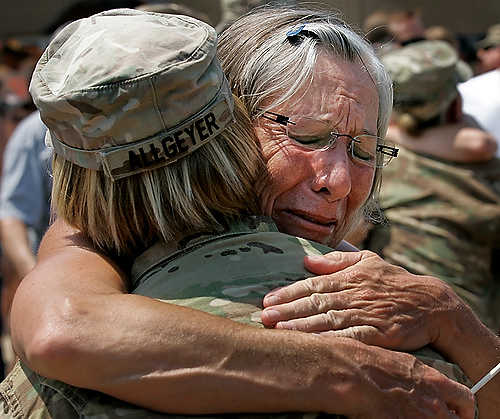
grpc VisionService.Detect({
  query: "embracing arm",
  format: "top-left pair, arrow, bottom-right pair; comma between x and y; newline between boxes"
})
10,220 -> 473,417
434,299 -> 500,419
262,251 -> 500,418
387,122 -> 497,163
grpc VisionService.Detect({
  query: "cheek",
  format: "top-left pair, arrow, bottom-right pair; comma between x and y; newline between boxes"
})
259,147 -> 313,213
264,149 -> 309,192
348,165 -> 375,208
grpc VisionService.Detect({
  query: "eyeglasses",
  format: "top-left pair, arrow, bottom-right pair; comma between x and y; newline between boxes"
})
258,110 -> 398,168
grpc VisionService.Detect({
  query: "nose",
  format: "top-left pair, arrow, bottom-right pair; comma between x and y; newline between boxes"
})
311,141 -> 352,202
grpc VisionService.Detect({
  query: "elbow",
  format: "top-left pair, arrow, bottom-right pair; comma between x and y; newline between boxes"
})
20,323 -> 78,377
454,128 -> 498,162
466,131 -> 498,162
470,136 -> 498,161
11,295 -> 86,380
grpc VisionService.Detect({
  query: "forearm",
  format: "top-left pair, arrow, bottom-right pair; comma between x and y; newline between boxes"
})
93,305 -> 342,414
436,303 -> 500,418
0,217 -> 36,279
11,238 -> 474,417
14,220 -> 337,413
13,281 -> 355,415
388,122 -> 497,163
0,217 -> 36,322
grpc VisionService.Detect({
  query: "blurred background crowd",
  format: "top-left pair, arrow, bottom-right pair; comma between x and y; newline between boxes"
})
0,0 -> 499,378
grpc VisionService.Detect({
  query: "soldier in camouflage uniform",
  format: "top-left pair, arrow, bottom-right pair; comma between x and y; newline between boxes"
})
364,40 -> 500,333
2,7 -> 482,419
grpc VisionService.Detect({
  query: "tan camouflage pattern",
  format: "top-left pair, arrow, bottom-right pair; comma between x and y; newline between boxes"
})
381,40 -> 460,122
132,217 -> 332,326
0,362 -> 60,419
2,217 -> 476,418
366,147 -> 500,331
477,23 -> 500,49
30,9 -> 234,179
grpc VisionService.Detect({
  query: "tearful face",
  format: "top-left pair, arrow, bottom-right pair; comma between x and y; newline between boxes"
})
255,55 -> 379,246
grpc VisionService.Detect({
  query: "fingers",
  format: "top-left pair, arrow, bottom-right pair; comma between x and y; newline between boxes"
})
320,325 -> 382,345
408,368 -> 475,419
263,250 -> 374,308
303,251 -> 364,275
277,309 -> 371,333
262,299 -> 378,331
263,275 -> 339,307
422,366 -> 476,419
443,383 -> 476,419
263,292 -> 348,324
263,265 -> 357,308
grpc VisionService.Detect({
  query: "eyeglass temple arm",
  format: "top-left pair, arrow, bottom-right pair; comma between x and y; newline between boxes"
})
257,109 -> 296,126
377,144 -> 399,157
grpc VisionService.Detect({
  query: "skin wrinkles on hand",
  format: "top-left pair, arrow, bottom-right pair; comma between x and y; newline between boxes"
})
262,251 -> 453,349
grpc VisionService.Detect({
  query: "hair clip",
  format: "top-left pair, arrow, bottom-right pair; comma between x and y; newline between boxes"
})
286,23 -> 319,44
286,24 -> 307,37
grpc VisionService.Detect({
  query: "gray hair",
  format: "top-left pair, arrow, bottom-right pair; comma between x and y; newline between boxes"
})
218,4 -> 393,221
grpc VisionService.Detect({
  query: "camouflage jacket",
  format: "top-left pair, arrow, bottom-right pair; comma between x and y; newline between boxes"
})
0,217 -> 471,418
366,148 -> 500,331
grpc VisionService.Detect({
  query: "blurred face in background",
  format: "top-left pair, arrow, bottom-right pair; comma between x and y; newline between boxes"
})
388,11 -> 425,44
477,45 -> 500,73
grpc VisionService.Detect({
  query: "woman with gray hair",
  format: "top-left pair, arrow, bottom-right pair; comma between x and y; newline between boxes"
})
9,5 -> 496,419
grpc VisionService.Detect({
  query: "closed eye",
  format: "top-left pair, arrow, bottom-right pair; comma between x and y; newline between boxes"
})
289,134 -> 333,149
351,141 -> 375,161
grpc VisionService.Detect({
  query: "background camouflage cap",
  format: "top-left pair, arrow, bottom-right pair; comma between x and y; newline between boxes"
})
381,40 -> 460,122
477,23 -> 500,50
30,8 -> 234,180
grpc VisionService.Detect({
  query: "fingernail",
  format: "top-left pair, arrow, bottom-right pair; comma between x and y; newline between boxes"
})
262,309 -> 281,323
263,295 -> 279,306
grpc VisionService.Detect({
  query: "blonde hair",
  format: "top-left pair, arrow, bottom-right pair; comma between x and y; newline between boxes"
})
51,97 -> 264,257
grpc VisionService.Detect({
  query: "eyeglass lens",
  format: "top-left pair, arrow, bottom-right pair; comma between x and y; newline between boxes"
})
286,117 -> 394,167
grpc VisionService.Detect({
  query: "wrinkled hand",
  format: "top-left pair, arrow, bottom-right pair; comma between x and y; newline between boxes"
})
262,250 -> 461,351
329,337 -> 475,419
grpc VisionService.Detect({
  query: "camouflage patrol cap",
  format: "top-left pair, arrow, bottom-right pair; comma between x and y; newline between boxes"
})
477,24 -> 500,50
30,9 -> 234,180
381,40 -> 460,122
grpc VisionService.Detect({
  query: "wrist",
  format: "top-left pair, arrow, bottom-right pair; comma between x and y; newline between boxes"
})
434,294 -> 499,379
428,281 -> 468,351
307,337 -> 386,416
